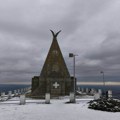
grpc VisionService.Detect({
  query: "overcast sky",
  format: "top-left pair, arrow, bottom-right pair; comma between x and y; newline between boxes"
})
0,0 -> 120,84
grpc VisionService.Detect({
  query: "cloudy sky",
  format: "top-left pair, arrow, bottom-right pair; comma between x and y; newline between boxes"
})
0,0 -> 120,84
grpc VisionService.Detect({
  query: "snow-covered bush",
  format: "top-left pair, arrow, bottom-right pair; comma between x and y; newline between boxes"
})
88,98 -> 120,112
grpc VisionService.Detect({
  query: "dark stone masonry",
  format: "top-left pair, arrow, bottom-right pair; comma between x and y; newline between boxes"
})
31,30 -> 74,97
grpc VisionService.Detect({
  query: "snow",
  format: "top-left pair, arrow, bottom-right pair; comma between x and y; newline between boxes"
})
0,96 -> 120,120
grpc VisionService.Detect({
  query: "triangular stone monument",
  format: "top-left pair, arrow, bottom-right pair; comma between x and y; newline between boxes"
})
31,30 -> 74,97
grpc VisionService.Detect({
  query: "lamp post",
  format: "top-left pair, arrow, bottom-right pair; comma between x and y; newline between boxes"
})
69,53 -> 78,102
100,71 -> 105,96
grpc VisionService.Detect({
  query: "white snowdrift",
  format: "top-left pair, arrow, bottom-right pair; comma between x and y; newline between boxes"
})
0,96 -> 120,120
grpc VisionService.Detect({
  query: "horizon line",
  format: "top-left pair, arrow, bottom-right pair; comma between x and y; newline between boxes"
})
77,81 -> 120,85
0,81 -> 120,86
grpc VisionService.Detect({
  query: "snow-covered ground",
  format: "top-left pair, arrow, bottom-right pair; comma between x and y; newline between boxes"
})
0,96 -> 120,120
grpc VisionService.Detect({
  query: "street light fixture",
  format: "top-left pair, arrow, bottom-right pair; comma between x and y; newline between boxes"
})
100,71 -> 105,96
69,53 -> 78,102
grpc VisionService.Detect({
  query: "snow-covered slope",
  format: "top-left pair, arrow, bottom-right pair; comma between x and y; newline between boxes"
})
0,96 -> 120,120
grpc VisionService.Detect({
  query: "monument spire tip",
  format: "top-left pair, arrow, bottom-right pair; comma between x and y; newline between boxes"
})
50,30 -> 61,38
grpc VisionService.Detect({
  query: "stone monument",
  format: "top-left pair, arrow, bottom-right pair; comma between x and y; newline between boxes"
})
19,95 -> 26,105
31,30 -> 74,97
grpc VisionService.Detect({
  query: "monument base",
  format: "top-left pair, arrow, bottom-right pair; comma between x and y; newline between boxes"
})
31,76 -> 75,97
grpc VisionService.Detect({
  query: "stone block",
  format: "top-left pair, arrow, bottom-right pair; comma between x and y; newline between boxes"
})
81,88 -> 84,93
1,92 -> 5,97
69,92 -> 75,103
19,95 -> 26,105
98,89 -> 102,96
94,93 -> 100,100
8,91 -> 12,98
90,88 -> 96,95
77,87 -> 80,91
86,88 -> 89,93
108,90 -> 112,98
45,93 -> 50,104
17,89 -> 20,94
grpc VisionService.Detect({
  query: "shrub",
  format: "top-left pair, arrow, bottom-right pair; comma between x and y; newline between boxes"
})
88,98 -> 120,112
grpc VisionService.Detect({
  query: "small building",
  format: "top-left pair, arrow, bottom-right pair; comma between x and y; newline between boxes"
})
31,30 -> 74,97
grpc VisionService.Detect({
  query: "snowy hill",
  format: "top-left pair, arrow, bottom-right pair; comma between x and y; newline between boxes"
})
0,96 -> 120,120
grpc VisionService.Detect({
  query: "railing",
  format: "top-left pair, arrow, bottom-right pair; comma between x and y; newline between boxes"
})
77,86 -> 120,99
0,87 -> 31,102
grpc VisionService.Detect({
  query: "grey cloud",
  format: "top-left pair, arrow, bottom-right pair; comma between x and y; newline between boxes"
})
85,33 -> 120,61
0,0 -> 120,83
78,33 -> 120,77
